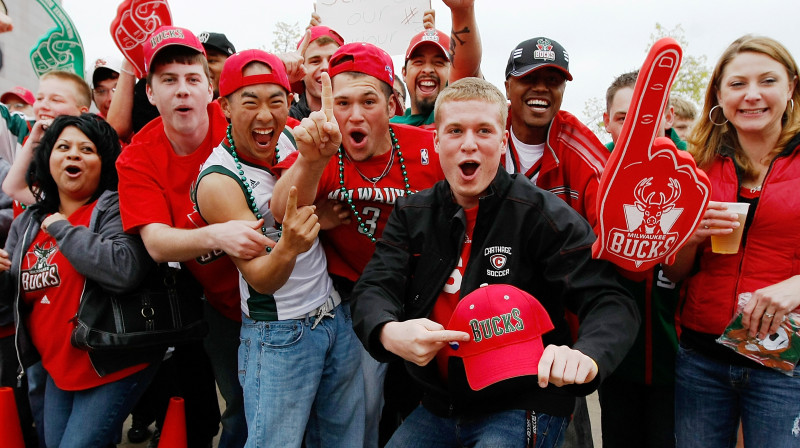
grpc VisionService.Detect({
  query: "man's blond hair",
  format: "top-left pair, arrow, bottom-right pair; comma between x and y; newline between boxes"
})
434,78 -> 508,129
40,70 -> 92,109
669,95 -> 697,120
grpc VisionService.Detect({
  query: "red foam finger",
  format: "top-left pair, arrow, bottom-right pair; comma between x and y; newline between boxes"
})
593,38 -> 711,271
110,0 -> 172,79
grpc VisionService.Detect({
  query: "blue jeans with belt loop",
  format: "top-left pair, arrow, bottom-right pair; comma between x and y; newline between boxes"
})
238,301 -> 365,448
675,344 -> 800,448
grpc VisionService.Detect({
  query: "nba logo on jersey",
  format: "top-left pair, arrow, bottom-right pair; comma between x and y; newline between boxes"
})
420,148 -> 429,165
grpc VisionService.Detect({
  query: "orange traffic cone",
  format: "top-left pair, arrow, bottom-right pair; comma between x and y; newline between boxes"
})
158,397 -> 187,448
0,386 -> 25,448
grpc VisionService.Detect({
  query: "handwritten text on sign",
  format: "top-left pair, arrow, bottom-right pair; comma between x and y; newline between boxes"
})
317,0 -> 431,55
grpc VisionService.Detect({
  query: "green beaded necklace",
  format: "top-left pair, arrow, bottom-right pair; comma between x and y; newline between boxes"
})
337,126 -> 412,243
225,124 -> 280,251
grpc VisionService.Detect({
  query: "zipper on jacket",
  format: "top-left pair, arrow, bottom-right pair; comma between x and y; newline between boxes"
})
13,219 -> 35,385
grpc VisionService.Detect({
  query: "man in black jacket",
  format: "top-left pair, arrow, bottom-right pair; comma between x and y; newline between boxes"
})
351,77 -> 639,447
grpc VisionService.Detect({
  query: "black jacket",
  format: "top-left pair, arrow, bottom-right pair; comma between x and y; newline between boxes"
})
352,168 -> 640,417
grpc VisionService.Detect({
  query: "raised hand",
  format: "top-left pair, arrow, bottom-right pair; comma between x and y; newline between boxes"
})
280,29 -> 310,84
422,9 -> 435,29
276,186 -> 320,256
292,72 -> 341,163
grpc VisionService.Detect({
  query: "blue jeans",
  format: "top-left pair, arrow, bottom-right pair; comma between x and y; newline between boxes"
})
204,301 -> 247,448
43,362 -> 158,448
361,346 -> 388,448
387,404 -> 569,448
238,303 -> 365,448
675,345 -> 800,448
26,361 -> 46,447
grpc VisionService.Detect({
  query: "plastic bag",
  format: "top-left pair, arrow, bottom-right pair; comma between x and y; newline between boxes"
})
716,292 -> 800,375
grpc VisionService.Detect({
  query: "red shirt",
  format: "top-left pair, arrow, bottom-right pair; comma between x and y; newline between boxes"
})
279,124 -> 443,281
116,102 -> 242,321
432,205 -> 478,379
22,202 -> 146,390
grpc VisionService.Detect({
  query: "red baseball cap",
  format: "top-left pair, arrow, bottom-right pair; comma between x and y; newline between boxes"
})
143,26 -> 206,74
1,86 -> 35,106
297,26 -> 345,51
329,42 -> 394,87
446,284 -> 554,390
219,49 -> 291,97
405,29 -> 450,62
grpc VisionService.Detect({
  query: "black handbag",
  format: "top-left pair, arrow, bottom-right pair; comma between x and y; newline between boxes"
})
71,264 -> 209,375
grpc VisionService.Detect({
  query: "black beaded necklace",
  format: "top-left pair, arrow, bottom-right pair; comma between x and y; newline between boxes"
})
225,124 -> 280,252
336,126 -> 412,243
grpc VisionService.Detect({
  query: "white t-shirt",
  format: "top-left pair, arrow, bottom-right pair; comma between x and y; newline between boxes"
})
506,126 -> 545,184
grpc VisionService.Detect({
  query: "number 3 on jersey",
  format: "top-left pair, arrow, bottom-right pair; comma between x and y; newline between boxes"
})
356,206 -> 381,236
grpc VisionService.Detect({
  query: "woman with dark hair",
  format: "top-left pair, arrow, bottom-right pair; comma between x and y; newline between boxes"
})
0,113 -> 160,447
664,35 -> 800,447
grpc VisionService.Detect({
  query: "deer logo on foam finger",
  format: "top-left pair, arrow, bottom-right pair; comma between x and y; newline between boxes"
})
593,38 -> 711,271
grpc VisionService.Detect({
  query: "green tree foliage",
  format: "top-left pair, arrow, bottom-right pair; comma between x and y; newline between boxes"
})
581,23 -> 711,143
649,23 -> 711,105
272,21 -> 301,54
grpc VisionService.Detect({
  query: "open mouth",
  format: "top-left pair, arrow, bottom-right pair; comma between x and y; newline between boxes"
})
417,79 -> 438,95
176,106 -> 191,113
351,131 -> 366,144
460,161 -> 479,176
253,129 -> 274,147
65,166 -> 81,175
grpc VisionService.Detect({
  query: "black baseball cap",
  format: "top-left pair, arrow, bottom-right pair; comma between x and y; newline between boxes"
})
198,32 -> 236,56
505,37 -> 572,81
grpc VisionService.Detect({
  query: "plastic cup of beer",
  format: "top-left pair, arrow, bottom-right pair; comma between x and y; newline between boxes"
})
710,202 -> 750,254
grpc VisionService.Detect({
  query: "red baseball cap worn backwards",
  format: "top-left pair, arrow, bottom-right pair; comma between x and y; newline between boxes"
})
298,26 -> 345,51
446,284 -> 554,390
1,86 -> 35,106
143,26 -> 206,74
219,49 -> 291,97
405,29 -> 451,62
329,42 -> 394,87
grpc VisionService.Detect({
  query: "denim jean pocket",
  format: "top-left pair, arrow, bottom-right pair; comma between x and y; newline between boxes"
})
263,320 -> 304,348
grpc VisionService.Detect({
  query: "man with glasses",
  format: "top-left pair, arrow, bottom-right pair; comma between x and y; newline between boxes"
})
90,57 -> 121,118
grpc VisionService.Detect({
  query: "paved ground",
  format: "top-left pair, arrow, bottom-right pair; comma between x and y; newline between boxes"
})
118,390 -> 602,447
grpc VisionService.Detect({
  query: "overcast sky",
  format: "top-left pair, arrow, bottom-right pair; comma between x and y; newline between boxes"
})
62,0 -> 800,132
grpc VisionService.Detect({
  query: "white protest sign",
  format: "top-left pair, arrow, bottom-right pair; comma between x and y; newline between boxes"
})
316,0 -> 431,56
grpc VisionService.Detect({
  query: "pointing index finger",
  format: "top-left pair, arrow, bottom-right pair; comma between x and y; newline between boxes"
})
298,29 -> 311,57
321,72 -> 333,122
285,186 -> 299,219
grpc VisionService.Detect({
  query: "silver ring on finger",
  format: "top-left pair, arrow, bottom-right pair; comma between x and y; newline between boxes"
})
764,312 -> 774,318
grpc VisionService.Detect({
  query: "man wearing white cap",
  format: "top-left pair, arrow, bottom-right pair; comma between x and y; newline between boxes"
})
90,57 -> 122,118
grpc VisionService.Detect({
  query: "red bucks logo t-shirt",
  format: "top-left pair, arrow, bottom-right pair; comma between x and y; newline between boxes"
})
21,201 -> 146,390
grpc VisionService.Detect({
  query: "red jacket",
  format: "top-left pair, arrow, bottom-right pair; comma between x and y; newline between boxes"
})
682,136 -> 800,334
503,110 -> 607,231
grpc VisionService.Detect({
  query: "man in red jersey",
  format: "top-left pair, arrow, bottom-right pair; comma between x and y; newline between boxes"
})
115,26 -> 267,448
271,42 -> 444,447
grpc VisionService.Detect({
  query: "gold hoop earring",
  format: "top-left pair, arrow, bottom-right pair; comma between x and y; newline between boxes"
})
709,104 -> 728,126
